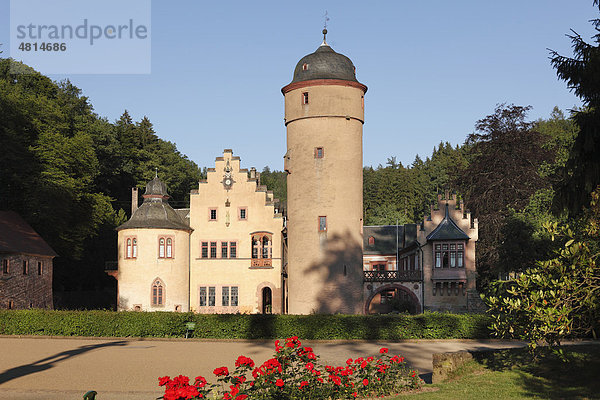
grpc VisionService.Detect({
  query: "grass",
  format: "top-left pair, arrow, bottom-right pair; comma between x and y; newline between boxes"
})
393,344 -> 600,400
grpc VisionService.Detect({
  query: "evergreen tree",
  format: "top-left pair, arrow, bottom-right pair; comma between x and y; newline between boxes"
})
550,0 -> 600,215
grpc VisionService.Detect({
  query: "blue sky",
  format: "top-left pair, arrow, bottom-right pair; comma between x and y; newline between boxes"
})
1,1 -> 597,171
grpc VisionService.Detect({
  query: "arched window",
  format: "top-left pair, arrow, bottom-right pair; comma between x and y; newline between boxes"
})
251,233 -> 272,267
126,238 -> 132,258
132,238 -> 137,258
152,279 -> 165,306
159,238 -> 165,258
262,235 -> 271,259
166,238 -> 173,258
368,236 -> 375,245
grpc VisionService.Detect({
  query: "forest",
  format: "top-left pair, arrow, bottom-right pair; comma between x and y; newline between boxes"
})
1,3 -> 598,312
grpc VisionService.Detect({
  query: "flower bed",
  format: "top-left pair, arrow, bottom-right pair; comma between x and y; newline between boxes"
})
159,337 -> 422,399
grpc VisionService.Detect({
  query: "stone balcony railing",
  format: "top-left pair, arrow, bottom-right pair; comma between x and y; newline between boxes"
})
363,270 -> 421,282
250,258 -> 272,268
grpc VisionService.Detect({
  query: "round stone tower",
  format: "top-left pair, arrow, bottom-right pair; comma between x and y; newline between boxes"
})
282,30 -> 367,314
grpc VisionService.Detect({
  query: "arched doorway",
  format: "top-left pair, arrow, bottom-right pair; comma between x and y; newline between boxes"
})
365,284 -> 420,315
262,287 -> 272,314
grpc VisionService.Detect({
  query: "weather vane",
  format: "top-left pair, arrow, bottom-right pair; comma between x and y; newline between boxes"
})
322,11 -> 330,43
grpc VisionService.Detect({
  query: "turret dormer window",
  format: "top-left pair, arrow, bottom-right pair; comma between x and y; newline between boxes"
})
302,63 -> 308,71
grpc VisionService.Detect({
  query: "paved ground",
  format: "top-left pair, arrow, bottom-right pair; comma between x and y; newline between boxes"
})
0,336 -> 532,400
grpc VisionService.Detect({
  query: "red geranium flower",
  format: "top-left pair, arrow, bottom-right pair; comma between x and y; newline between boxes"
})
236,395 -> 248,400
346,358 -> 353,365
213,366 -> 229,376
235,355 -> 255,368
158,376 -> 171,386
305,362 -> 314,371
362,378 -> 369,386
194,376 -> 207,388
299,381 -> 309,389
276,379 -> 285,387
379,347 -> 389,354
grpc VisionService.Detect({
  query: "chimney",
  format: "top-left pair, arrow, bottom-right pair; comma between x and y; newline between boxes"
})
131,187 -> 139,215
249,167 -> 256,180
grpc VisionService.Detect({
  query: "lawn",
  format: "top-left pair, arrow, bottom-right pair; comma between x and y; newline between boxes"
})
393,344 -> 600,400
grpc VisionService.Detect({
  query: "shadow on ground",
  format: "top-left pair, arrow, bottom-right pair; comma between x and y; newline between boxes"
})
473,344 -> 600,400
0,340 -> 128,385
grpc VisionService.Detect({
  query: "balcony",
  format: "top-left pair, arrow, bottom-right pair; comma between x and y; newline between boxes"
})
250,258 -> 272,268
432,268 -> 466,281
363,270 -> 421,282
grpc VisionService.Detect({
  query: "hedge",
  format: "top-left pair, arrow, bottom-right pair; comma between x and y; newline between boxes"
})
0,310 -> 492,340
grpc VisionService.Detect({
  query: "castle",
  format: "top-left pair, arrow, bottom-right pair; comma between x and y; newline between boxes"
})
112,31 -> 481,314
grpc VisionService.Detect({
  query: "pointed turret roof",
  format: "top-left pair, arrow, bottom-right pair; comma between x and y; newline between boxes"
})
426,203 -> 470,241
116,176 -> 191,231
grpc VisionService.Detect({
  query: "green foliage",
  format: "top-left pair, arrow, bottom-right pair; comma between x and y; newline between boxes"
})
484,188 -> 600,348
259,166 -> 287,205
0,310 -> 492,339
0,59 -> 199,300
550,1 -> 600,215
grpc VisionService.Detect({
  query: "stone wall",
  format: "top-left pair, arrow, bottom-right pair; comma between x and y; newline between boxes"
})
0,253 -> 53,309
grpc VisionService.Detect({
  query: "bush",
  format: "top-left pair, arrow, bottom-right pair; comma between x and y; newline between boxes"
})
0,310 -> 492,339
159,337 -> 422,399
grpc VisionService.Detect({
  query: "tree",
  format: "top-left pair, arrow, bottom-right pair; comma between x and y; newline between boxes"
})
456,105 -> 553,285
485,187 -> 600,348
550,1 -> 600,215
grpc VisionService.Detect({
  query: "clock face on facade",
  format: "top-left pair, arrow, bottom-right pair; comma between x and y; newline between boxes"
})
223,160 -> 234,189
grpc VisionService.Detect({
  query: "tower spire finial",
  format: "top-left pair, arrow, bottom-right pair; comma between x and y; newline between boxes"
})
155,167 -> 158,178
322,11 -> 329,45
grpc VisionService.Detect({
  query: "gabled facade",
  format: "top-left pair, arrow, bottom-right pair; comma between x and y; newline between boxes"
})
0,211 -> 56,310
362,191 -> 481,314
189,149 -> 284,314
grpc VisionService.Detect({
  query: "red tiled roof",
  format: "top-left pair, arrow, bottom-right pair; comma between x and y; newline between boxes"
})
0,211 -> 57,257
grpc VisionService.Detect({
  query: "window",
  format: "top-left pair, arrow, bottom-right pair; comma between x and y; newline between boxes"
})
151,279 -> 164,306
210,242 -> 217,258
22,260 -> 28,275
37,262 -> 42,275
251,234 -> 272,259
239,208 -> 247,220
434,242 -> 465,268
208,287 -> 216,306
221,242 -> 228,258
302,63 -> 308,71
222,286 -> 229,306
126,238 -> 132,258
314,147 -> 324,159
368,236 -> 375,245
380,290 -> 395,304
166,238 -> 173,258
209,208 -> 217,221
2,259 -> 8,274
199,287 -> 207,306
132,238 -> 137,258
159,238 -> 165,258
302,92 -> 309,105
201,242 -> 208,258
373,263 -> 386,272
230,242 -> 237,258
231,286 -> 238,306
319,216 -> 327,232
8,300 -> 13,310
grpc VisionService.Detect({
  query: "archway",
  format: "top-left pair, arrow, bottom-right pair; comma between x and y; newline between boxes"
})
262,287 -> 272,314
365,284 -> 420,315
